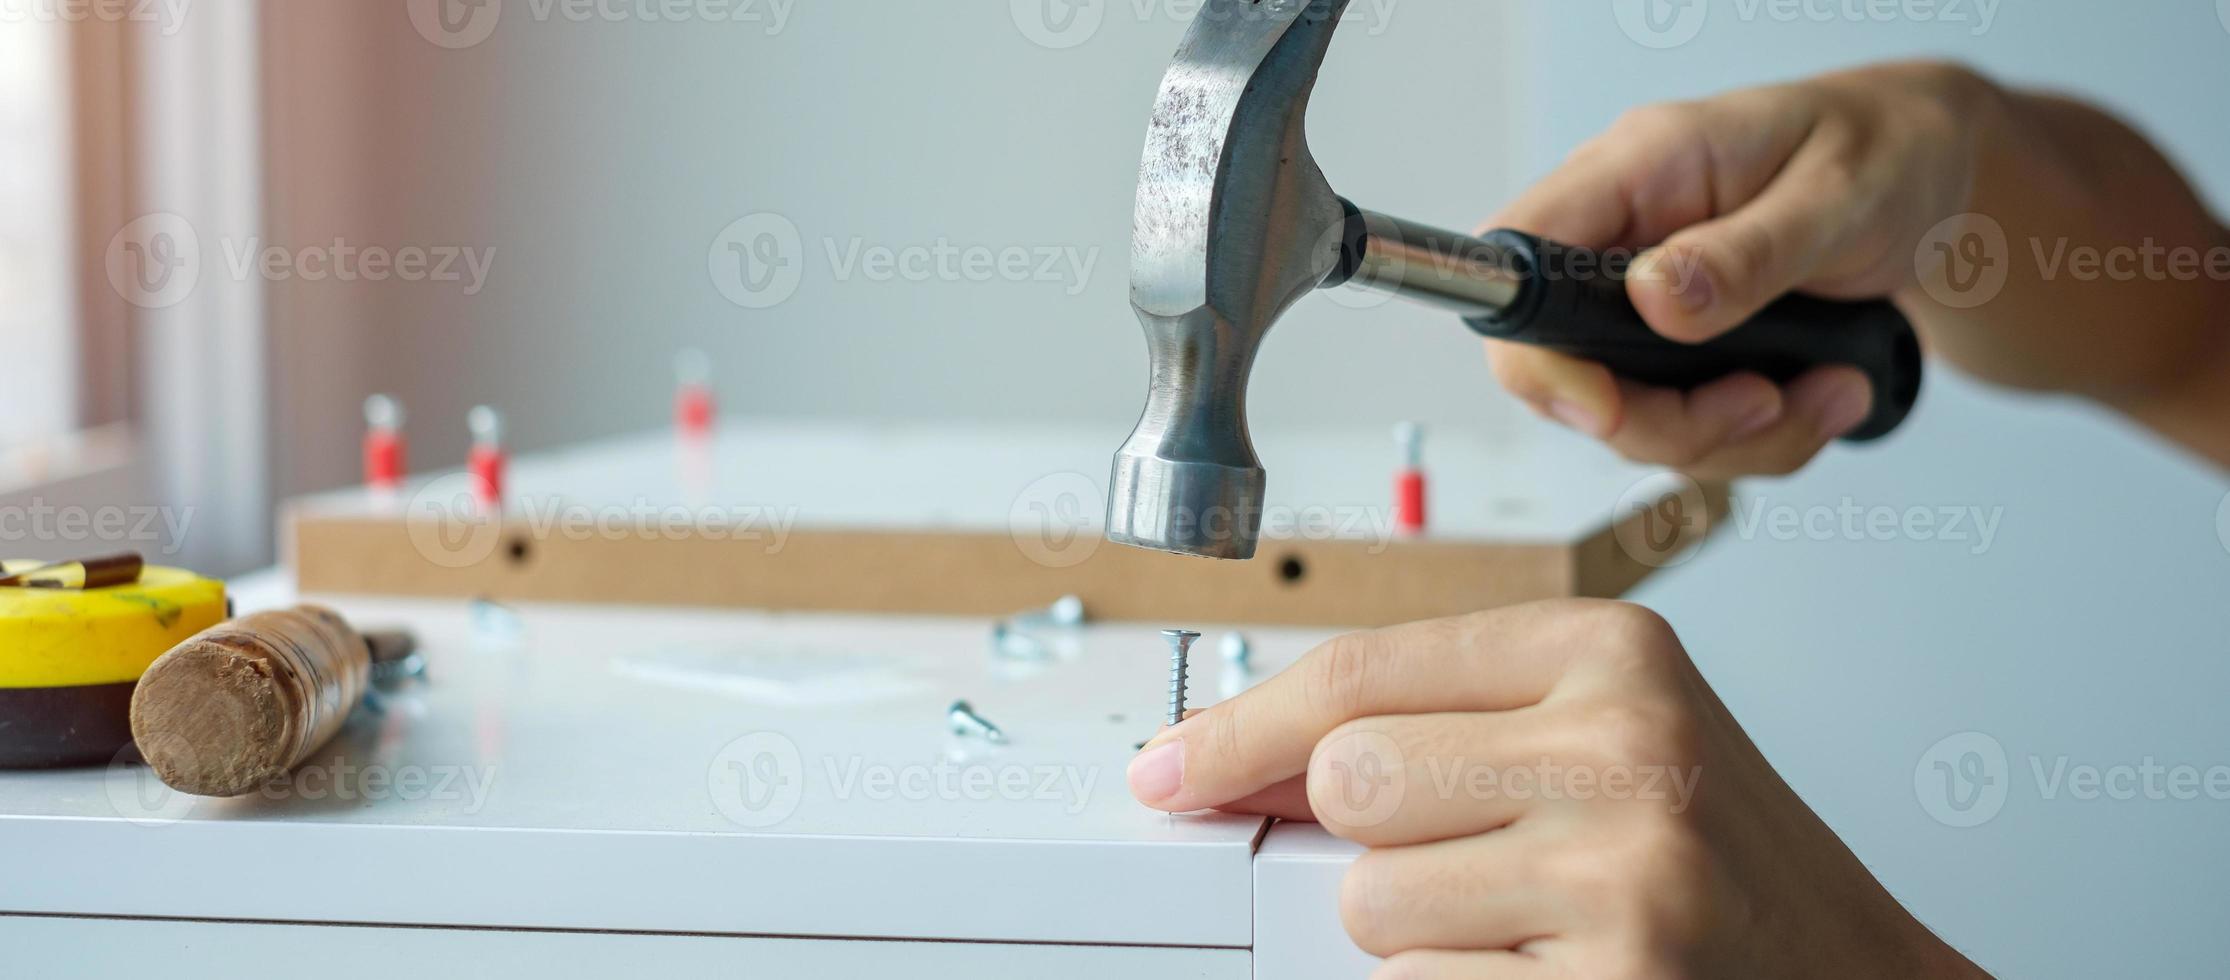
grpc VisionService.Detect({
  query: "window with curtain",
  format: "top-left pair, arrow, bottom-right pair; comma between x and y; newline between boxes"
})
0,18 -> 76,456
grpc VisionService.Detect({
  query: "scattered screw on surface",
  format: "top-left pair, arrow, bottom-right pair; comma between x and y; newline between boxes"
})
948,700 -> 1008,744
1163,629 -> 1201,727
469,597 -> 522,641
1037,594 -> 1088,627
1219,632 -> 1252,668
369,651 -> 429,687
1008,595 -> 1087,630
990,621 -> 1049,660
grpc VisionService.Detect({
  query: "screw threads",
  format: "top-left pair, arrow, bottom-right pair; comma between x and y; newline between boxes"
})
1163,629 -> 1200,727
1167,651 -> 1189,725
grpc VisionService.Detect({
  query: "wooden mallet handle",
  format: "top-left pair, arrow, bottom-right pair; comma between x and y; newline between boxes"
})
129,605 -> 371,798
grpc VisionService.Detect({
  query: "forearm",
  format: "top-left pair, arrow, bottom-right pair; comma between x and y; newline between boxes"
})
1901,68 -> 2230,465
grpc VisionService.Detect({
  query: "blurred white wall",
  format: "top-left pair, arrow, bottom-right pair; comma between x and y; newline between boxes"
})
0,18 -> 77,448
259,1 -> 2230,487
261,1 -> 1524,499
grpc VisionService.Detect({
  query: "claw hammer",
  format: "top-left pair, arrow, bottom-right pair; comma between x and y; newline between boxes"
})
1106,0 -> 1923,561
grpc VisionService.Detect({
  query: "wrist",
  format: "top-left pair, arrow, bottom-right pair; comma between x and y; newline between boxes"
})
2113,261 -> 2230,467
1872,909 -> 1994,980
1916,938 -> 1995,980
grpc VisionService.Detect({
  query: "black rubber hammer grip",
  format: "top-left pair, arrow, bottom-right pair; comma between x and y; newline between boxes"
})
1464,231 -> 1923,442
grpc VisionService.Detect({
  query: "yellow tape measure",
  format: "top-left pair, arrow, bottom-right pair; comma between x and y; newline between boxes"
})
0,560 -> 229,689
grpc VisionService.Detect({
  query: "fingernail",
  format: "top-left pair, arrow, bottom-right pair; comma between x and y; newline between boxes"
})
1548,400 -> 1607,438
1734,402 -> 1782,439
1673,268 -> 1716,314
1692,383 -> 1781,440
1808,377 -> 1874,440
1127,742 -> 1184,805
1639,249 -> 1715,314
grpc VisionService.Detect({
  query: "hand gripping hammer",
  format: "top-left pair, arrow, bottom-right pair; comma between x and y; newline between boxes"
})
1107,0 -> 1922,561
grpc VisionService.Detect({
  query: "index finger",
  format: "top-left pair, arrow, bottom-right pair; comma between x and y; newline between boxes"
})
1126,601 -> 1623,814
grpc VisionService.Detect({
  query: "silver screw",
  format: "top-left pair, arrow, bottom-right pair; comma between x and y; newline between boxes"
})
1219,632 -> 1252,669
1163,629 -> 1200,726
990,621 -> 1049,660
370,651 -> 429,686
948,700 -> 1008,744
1028,594 -> 1088,628
990,595 -> 1086,660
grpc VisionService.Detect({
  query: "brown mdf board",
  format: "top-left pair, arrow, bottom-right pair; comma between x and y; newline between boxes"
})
286,422 -> 1729,627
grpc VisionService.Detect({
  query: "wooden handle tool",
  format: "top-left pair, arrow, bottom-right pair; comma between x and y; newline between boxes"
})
0,552 -> 146,590
129,605 -> 375,798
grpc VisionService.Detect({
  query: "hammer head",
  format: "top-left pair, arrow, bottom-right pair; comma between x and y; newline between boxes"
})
1107,0 -> 1353,561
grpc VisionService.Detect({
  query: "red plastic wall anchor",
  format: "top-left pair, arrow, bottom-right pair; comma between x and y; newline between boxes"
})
365,431 -> 406,490
469,445 -> 506,504
1395,470 -> 1427,535
676,385 -> 716,435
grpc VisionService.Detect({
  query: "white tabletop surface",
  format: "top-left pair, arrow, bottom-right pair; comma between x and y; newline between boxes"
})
9,380 -> 2227,976
0,585 -> 1335,948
